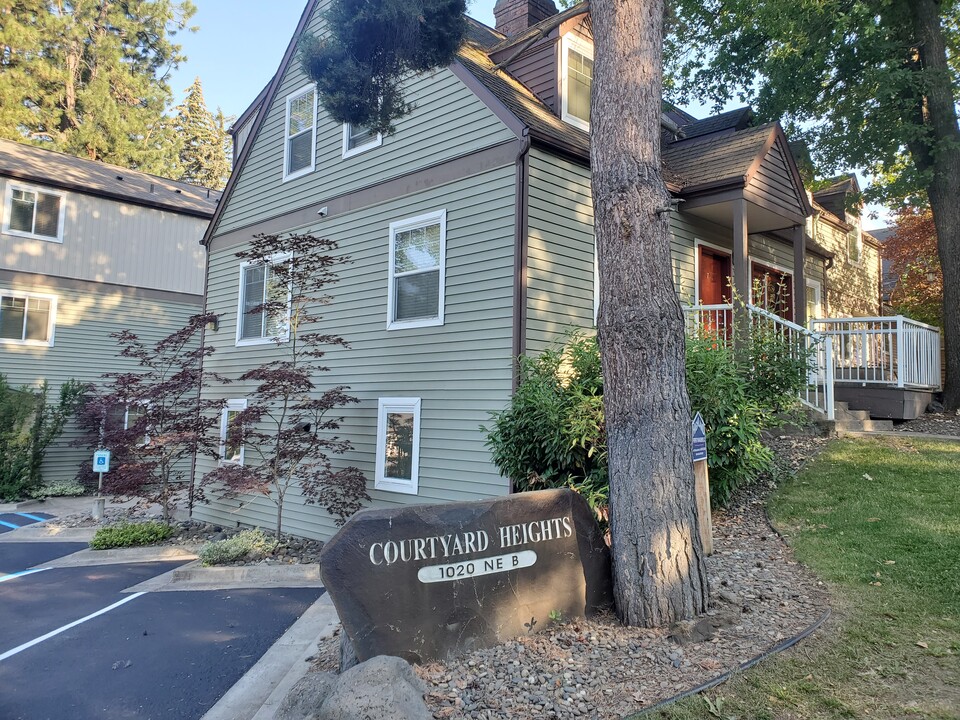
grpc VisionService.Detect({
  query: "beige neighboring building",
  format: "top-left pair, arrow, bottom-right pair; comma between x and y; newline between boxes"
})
807,175 -> 883,320
0,139 -> 221,483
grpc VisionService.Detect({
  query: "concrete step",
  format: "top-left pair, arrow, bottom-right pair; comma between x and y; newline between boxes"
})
836,408 -> 871,422
833,401 -> 850,413
836,419 -> 895,433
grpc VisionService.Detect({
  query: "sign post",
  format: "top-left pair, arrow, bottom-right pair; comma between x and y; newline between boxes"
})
92,449 -> 111,520
691,412 -> 713,555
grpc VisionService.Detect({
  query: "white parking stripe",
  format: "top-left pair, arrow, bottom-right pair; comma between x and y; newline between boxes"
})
0,592 -> 146,662
0,568 -> 51,584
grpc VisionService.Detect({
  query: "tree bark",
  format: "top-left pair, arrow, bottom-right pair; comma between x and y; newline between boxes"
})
590,0 -> 708,626
908,0 -> 960,410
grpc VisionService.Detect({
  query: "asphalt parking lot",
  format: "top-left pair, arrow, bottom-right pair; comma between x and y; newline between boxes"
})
0,531 -> 324,720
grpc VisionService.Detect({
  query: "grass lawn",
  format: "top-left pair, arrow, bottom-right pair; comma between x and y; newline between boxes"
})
644,436 -> 960,720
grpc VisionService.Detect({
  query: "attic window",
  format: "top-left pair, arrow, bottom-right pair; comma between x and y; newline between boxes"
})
3,183 -> 65,242
283,84 -> 317,181
561,33 -> 593,131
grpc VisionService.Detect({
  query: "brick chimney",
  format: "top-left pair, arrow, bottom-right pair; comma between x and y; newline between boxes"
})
493,0 -> 559,37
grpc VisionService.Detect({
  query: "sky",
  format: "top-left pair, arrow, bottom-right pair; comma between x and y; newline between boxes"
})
168,0 -> 889,230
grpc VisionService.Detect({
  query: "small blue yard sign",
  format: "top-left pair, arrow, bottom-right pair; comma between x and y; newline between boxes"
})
93,449 -> 111,473
691,412 -> 708,463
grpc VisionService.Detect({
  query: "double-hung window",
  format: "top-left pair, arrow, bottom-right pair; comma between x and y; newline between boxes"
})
220,399 -> 247,465
375,397 -> 421,495
342,123 -> 382,158
283,85 -> 317,180
561,33 -> 593,131
0,291 -> 56,346
3,183 -> 65,242
387,210 -> 446,329
236,256 -> 291,345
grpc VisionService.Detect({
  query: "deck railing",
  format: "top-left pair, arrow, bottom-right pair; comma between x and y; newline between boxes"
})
810,316 -> 942,390
683,303 -> 835,420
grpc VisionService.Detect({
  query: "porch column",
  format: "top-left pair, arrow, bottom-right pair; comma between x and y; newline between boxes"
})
733,198 -> 750,304
794,224 -> 806,326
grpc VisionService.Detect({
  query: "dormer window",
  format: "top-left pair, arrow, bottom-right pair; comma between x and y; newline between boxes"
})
561,33 -> 593,131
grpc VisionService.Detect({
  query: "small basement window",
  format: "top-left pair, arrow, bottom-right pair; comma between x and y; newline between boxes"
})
375,397 -> 421,495
220,399 -> 247,465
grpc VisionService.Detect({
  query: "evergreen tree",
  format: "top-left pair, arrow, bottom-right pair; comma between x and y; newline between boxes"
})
173,77 -> 232,190
0,1 -> 196,176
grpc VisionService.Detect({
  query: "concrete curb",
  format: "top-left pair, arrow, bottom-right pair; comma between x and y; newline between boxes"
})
127,562 -> 324,593
41,545 -> 200,568
202,593 -> 339,720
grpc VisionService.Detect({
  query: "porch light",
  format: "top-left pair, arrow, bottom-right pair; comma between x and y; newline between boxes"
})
206,316 -> 220,332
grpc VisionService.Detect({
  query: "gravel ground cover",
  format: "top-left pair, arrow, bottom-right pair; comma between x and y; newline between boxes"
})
305,433 -> 833,720
893,410 -> 960,436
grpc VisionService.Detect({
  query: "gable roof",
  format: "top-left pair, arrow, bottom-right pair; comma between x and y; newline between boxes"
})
488,2 -> 590,54
0,139 -> 221,218
679,107 -> 754,139
664,123 -> 775,190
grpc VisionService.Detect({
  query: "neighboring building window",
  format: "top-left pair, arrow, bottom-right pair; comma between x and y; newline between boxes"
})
375,397 -> 421,495
3,184 -> 65,242
846,228 -> 862,265
283,85 -> 317,180
387,210 -> 446,329
236,257 -> 290,345
0,292 -> 56,346
805,279 -> 822,327
342,123 -> 382,158
561,33 -> 593,131
220,399 -> 247,465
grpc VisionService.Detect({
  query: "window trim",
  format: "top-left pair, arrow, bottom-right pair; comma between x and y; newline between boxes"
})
387,210 -> 447,330
374,397 -> 421,495
341,123 -> 383,159
220,399 -> 248,466
693,239 -> 734,305
2,182 -> 66,243
0,290 -> 57,347
282,84 -> 318,182
235,253 -> 292,347
560,32 -> 593,132
805,278 -> 823,325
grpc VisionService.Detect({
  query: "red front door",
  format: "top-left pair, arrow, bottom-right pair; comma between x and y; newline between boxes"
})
698,247 -> 732,305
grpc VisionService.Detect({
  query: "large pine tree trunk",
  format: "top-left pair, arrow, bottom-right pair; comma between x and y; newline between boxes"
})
910,0 -> 960,410
590,0 -> 709,626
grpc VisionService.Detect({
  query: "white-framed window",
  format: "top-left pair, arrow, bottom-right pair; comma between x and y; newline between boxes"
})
846,227 -> 863,266
220,399 -> 247,465
375,397 -> 421,495
342,123 -> 382,158
283,84 -> 317,181
560,33 -> 593,131
805,278 -> 822,327
236,255 -> 291,346
387,210 -> 446,330
0,291 -> 56,346
2,183 -> 65,242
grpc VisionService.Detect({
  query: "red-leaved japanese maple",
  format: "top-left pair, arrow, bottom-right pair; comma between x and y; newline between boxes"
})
885,207 -> 943,328
201,232 -> 368,537
76,312 -> 226,520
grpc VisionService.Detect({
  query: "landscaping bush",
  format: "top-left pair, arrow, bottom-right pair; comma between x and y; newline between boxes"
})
486,324 -> 807,510
28,481 -> 86,499
0,376 -> 85,501
90,521 -> 175,549
197,528 -> 279,566
484,333 -> 607,517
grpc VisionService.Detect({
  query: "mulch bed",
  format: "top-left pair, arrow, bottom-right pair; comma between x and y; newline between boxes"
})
893,411 -> 960,437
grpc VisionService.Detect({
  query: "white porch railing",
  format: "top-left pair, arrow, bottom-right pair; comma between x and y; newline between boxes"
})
810,316 -> 942,390
683,303 -> 835,420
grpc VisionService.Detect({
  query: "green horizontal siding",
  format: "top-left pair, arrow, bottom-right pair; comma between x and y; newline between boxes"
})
215,0 -> 516,236
0,280 -> 200,486
195,165 -> 518,541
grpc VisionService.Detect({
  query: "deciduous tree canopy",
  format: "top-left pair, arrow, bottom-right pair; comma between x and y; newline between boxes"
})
666,0 -> 960,409
886,208 -> 943,327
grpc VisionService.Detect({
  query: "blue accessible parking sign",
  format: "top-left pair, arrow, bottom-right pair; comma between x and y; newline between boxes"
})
691,412 -> 708,462
92,449 -> 111,473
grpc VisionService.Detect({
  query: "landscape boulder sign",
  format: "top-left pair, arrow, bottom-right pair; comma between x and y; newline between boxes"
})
320,488 -> 613,663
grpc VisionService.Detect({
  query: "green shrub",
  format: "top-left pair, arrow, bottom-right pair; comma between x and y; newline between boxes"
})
198,528 -> 279,566
29,481 -> 86,499
484,332 -> 607,518
90,521 -> 175,549
685,336 -> 773,505
0,376 -> 85,501
486,325 -> 805,510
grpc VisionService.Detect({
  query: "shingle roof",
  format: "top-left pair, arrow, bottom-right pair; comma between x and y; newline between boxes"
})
465,16 -> 505,49
662,123 -> 775,189
813,173 -> 859,198
0,139 -> 221,218
679,107 -> 754,139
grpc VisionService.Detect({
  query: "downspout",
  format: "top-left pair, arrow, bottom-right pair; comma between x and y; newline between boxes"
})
512,128 -> 532,393
189,240 -> 212,517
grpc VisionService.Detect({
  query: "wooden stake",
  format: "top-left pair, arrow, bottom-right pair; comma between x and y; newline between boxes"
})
693,459 -> 713,555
